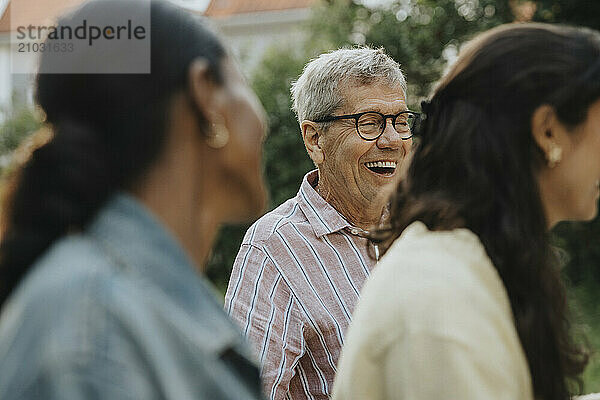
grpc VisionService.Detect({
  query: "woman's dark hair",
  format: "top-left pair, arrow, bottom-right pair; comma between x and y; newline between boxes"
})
374,23 -> 600,399
0,0 -> 226,306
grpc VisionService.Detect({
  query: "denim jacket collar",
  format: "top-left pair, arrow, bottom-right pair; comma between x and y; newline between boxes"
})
87,193 -> 245,356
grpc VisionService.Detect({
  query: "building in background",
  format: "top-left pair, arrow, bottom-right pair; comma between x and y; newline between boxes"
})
0,0 -> 314,120
205,0 -> 313,71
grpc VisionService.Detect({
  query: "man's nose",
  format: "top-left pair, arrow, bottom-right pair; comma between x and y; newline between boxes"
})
376,117 -> 402,149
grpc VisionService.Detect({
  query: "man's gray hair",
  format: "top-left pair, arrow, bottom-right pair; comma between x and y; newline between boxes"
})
291,47 -> 407,125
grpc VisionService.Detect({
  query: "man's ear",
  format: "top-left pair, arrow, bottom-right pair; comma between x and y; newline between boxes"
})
531,104 -> 566,154
301,120 -> 325,165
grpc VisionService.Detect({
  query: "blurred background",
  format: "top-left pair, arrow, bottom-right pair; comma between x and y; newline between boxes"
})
1,0 -> 600,390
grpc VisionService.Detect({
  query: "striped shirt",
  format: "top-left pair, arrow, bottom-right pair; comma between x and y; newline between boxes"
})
225,170 -> 376,400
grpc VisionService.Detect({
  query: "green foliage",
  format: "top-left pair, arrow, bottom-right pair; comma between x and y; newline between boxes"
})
206,224 -> 251,294
0,107 -> 40,156
309,0 -> 513,100
555,221 -> 600,286
568,283 -> 600,392
252,48 -> 315,207
534,0 -> 600,31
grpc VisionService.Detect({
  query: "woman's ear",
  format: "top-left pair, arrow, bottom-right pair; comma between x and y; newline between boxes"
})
531,104 -> 568,164
301,121 -> 325,165
531,104 -> 555,148
188,58 -> 220,124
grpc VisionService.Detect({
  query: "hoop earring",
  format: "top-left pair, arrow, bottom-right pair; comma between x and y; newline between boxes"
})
547,142 -> 562,168
206,118 -> 230,149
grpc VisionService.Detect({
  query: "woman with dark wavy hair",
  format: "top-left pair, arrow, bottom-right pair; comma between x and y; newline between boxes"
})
0,1 -> 267,399
333,23 -> 600,400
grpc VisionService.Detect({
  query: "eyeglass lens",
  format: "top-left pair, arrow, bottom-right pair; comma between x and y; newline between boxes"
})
357,112 -> 416,140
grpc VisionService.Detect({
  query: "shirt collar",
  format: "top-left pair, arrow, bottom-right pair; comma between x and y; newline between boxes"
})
297,170 -> 352,238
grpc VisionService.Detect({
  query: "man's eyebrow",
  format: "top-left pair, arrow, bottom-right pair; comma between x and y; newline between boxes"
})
353,105 -> 409,114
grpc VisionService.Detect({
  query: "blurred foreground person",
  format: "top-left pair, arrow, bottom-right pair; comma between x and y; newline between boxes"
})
0,1 -> 267,399
225,47 -> 415,399
333,23 -> 600,400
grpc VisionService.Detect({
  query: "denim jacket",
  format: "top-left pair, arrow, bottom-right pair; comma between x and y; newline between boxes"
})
0,193 -> 264,400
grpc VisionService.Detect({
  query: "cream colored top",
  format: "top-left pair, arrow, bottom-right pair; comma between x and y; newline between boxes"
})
332,222 -> 534,400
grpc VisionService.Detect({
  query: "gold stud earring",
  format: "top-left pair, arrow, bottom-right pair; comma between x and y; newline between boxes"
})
547,142 -> 562,168
206,117 -> 230,149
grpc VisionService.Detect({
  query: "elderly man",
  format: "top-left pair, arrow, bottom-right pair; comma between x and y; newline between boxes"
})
225,47 -> 416,400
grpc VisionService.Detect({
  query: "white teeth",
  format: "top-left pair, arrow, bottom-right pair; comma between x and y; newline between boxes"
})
365,161 -> 397,168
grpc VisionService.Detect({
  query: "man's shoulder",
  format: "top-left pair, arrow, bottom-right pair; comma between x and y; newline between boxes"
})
242,196 -> 310,246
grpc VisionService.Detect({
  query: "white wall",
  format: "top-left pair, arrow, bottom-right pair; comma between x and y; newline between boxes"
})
211,8 -> 310,73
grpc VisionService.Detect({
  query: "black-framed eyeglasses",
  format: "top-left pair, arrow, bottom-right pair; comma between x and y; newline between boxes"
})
312,111 -> 420,141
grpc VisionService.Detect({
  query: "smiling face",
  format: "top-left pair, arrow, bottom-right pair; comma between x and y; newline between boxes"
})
315,81 -> 412,227
538,98 -> 600,227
